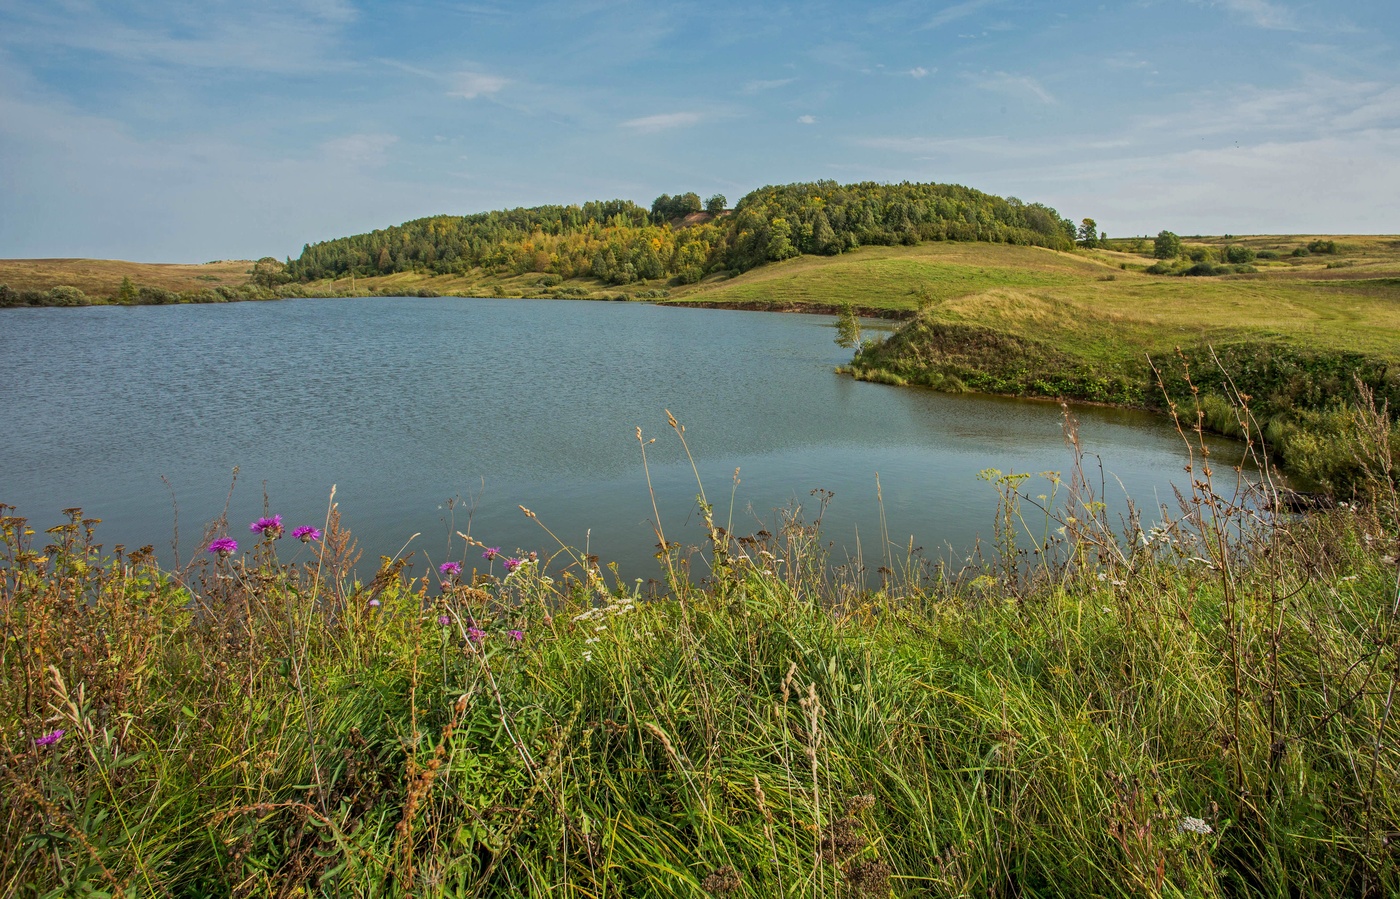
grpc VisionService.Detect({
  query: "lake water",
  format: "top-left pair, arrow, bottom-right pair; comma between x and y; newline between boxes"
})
1,297 -> 1249,580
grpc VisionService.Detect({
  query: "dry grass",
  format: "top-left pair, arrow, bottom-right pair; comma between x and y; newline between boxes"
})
0,258 -> 254,297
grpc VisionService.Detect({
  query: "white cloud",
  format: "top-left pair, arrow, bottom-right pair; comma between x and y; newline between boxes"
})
907,66 -> 930,78
1104,52 -> 1150,70
798,115 -> 817,125
973,72 -> 1056,105
0,0 -> 357,74
320,133 -> 398,168
621,112 -> 703,132
1203,0 -> 1302,31
450,71 -> 509,100
922,0 -> 1002,30
742,78 -> 796,94
853,74 -> 1400,234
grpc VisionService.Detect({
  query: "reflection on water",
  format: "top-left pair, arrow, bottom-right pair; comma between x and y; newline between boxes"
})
0,297 -> 1253,578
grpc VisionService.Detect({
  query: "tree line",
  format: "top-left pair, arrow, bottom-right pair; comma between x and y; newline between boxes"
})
285,180 -> 1083,286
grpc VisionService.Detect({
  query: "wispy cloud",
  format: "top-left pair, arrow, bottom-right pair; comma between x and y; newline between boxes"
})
907,66 -> 931,78
922,0 -> 1002,30
742,77 -> 796,94
797,115 -> 817,125
622,112 -> 703,132
1195,0 -> 1301,31
972,72 -> 1056,105
449,71 -> 509,100
1104,52 -> 1150,70
320,133 -> 398,168
0,0 -> 357,74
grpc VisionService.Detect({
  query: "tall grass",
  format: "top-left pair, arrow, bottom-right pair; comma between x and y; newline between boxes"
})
3,404 -> 1400,897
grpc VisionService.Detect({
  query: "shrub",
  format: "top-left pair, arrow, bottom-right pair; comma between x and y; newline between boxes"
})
45,286 -> 90,306
137,286 -> 178,305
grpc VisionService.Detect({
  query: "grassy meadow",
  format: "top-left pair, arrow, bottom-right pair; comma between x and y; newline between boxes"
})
4,405 -> 1400,897
0,258 -> 256,297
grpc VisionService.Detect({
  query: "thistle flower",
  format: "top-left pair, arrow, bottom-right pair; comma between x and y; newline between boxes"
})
482,547 -> 501,561
439,561 -> 462,577
292,525 -> 321,543
508,629 -> 524,642
468,627 -> 486,642
369,598 -> 381,608
438,614 -> 451,626
250,515 -> 284,539
33,729 -> 64,747
503,557 -> 524,574
207,537 -> 238,557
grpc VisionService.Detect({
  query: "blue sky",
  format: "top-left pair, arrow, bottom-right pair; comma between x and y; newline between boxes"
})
1,0 -> 1397,262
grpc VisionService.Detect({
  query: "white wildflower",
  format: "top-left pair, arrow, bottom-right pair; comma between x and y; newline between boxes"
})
1177,816 -> 1213,835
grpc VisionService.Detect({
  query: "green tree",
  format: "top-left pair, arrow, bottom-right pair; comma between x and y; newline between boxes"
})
765,218 -> 798,261
1154,230 -> 1182,259
811,209 -> 839,255
834,303 -> 862,349
117,276 -> 138,304
650,194 -> 673,223
705,194 -> 727,215
251,256 -> 290,288
1078,218 -> 1099,248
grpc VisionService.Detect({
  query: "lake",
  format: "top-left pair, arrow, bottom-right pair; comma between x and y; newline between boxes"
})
0,296 -> 1249,581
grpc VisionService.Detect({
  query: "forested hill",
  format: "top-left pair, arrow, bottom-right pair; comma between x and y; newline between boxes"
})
286,181 -> 1082,286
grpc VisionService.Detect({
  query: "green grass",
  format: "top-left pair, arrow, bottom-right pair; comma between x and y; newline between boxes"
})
5,405 -> 1400,897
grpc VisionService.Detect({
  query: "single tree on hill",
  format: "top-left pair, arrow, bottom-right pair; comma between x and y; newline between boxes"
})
705,194 -> 727,215
1078,218 -> 1099,248
1154,230 -> 1182,259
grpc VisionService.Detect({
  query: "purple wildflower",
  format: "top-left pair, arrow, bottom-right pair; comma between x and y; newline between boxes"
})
207,537 -> 238,558
250,515 -> 284,539
503,557 -> 524,574
482,547 -> 501,561
368,598 -> 381,608
439,561 -> 462,577
508,629 -> 524,643
33,729 -> 64,747
292,525 -> 321,543
438,614 -> 451,626
467,627 -> 486,642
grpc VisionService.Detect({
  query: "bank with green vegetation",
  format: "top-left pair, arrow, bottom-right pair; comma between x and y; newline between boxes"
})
7,188 -> 1399,496
4,401 -> 1400,897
